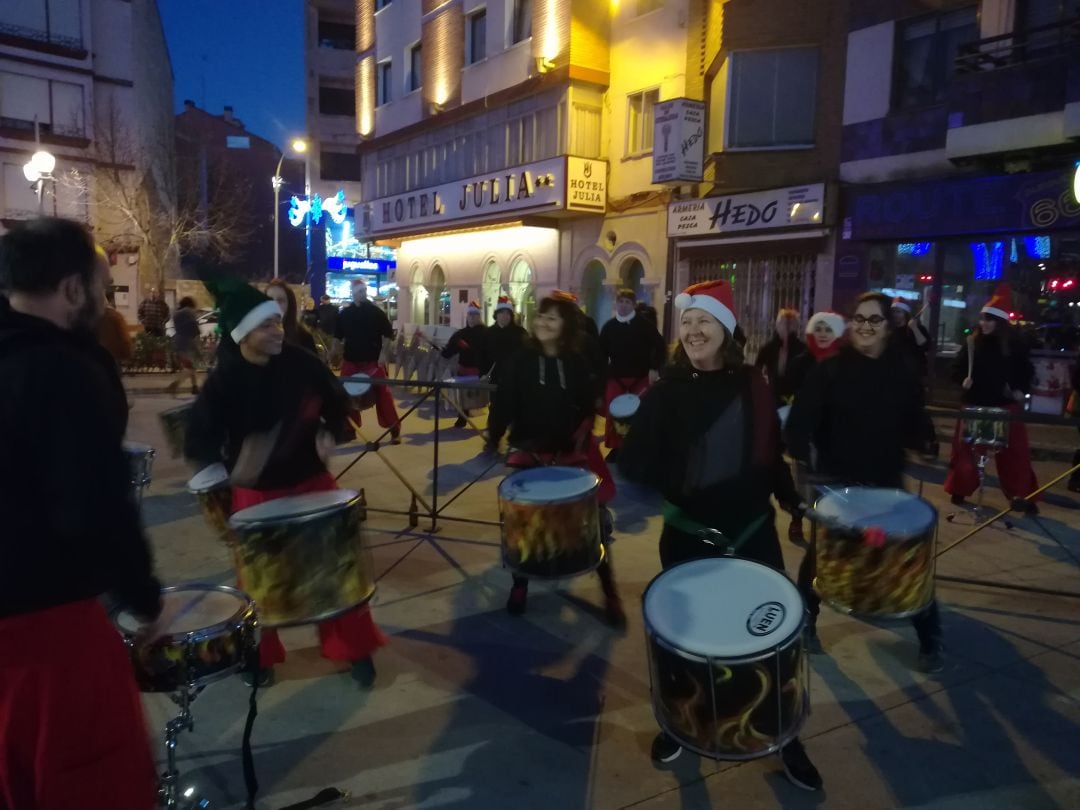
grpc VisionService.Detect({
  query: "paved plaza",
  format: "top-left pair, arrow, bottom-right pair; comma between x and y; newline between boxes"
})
126,380 -> 1080,809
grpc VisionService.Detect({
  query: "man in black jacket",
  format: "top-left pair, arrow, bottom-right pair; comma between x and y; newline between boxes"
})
0,218 -> 161,809
336,279 -> 401,442
441,300 -> 487,427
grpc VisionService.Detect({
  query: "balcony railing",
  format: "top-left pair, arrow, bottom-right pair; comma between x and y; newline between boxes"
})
956,14 -> 1080,73
0,21 -> 83,53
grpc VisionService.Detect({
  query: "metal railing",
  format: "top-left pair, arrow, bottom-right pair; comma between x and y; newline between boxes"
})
956,14 -> 1080,73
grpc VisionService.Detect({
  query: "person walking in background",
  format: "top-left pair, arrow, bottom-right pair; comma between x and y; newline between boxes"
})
755,308 -> 813,409
316,294 -> 340,336
137,287 -> 170,338
164,296 -> 201,397
267,279 -> 319,355
481,296 -> 528,384
945,283 -> 1038,513
98,283 -> 132,369
890,298 -> 932,379
336,279 -> 401,443
804,311 -> 844,362
442,300 -> 487,428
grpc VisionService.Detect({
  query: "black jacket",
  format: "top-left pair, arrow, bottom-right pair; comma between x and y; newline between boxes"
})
0,299 -> 161,620
891,321 -> 932,376
786,344 -> 932,488
481,321 -> 528,382
488,346 -> 595,454
441,323 -> 486,370
185,344 -> 351,490
754,334 -> 814,406
599,314 -> 667,380
336,301 -> 393,363
952,332 -> 1034,406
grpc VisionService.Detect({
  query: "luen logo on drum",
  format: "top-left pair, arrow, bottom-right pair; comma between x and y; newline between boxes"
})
747,602 -> 786,636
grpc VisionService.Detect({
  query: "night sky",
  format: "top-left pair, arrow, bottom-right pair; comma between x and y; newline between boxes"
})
159,0 -> 306,148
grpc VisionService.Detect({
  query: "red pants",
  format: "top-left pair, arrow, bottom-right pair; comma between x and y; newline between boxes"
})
0,600 -> 157,810
232,472 -> 388,670
604,376 -> 651,449
944,408 -> 1039,500
340,360 -> 400,434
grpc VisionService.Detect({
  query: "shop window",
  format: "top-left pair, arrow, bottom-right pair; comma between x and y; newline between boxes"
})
509,259 -> 536,330
466,10 -> 487,65
319,85 -> 355,117
727,47 -> 817,149
377,61 -> 393,107
619,258 -> 646,300
430,265 -> 450,326
580,261 -> 607,324
482,261 -> 502,324
893,8 -> 977,110
627,88 -> 659,156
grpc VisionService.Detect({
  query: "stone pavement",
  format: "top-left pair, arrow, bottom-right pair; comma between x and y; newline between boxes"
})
126,382 -> 1080,809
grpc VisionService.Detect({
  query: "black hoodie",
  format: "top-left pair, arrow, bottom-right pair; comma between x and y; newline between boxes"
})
0,298 -> 161,620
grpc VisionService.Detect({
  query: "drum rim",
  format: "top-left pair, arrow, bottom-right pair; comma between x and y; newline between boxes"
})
187,469 -> 230,494
608,393 -> 641,419
115,583 -> 256,643
122,441 -> 156,455
228,489 -> 361,528
812,487 -> 938,539
641,558 -> 807,662
497,466 -> 601,504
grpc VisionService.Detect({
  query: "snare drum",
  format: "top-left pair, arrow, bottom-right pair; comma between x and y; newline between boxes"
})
608,394 -> 641,438
229,490 -> 375,627
123,441 -> 155,501
187,464 -> 233,545
114,584 -> 258,693
961,406 -> 1009,449
158,402 -> 193,458
445,376 -> 490,413
498,466 -> 604,579
344,378 -> 376,411
812,487 -> 936,619
643,558 -> 808,760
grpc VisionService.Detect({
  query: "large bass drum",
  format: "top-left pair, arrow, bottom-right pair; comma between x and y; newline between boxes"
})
643,557 -> 808,760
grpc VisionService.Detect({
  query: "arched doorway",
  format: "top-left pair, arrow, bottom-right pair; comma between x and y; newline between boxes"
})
429,264 -> 450,325
410,266 -> 428,324
619,257 -> 646,300
580,260 -> 606,324
509,259 -> 536,330
482,261 -> 502,324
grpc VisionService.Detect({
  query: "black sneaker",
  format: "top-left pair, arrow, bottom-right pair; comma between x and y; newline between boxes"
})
780,738 -> 822,791
241,667 -> 274,688
1011,498 -> 1038,515
917,645 -> 945,674
351,656 -> 376,689
650,732 -> 682,764
453,416 -> 467,428
506,584 -> 527,615
950,494 -> 965,506
804,627 -> 824,655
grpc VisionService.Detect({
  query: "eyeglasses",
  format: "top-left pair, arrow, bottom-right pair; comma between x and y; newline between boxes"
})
851,315 -> 886,326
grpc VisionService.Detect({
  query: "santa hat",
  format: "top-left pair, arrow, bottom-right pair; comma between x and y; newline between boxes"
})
805,310 -> 845,338
890,297 -> 912,314
674,280 -> 737,334
551,289 -> 579,304
466,300 -> 482,314
204,275 -> 280,344
982,283 -> 1013,321
494,295 -> 513,312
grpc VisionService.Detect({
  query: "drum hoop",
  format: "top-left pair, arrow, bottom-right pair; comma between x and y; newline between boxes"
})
498,469 -> 601,506
118,584 -> 256,644
500,541 -> 606,582
812,490 -> 938,541
229,492 -> 361,529
123,442 -> 156,456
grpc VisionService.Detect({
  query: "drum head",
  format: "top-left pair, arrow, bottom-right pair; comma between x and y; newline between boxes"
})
116,585 -> 247,635
609,394 -> 641,419
644,558 -> 804,659
498,466 -> 600,504
187,463 -> 229,493
123,441 -> 155,456
230,489 -> 358,526
344,380 -> 372,397
815,487 -> 935,537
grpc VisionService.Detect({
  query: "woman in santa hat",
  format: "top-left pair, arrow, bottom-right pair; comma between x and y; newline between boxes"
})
618,280 -> 821,790
804,310 -> 844,362
945,283 -> 1038,511
441,300 -> 487,427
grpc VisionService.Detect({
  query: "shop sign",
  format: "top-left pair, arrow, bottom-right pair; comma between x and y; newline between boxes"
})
845,169 -> 1080,241
667,184 -> 825,238
652,98 -> 705,184
327,256 -> 395,273
368,156 -> 608,235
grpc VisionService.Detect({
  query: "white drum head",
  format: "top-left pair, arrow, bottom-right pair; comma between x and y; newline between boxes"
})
230,489 -> 358,526
644,558 -> 804,658
123,441 -> 155,456
609,394 -> 640,420
187,463 -> 229,493
116,585 -> 246,634
344,380 -> 371,397
498,466 -> 599,504
815,487 -> 935,537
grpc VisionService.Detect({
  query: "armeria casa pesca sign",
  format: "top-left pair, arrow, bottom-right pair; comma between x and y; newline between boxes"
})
667,184 -> 825,238
367,156 -> 607,235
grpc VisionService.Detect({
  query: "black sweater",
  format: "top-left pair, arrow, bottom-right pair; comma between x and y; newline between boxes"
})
785,345 -> 931,488
185,344 -> 351,490
599,314 -> 667,379
488,346 -> 595,453
441,323 -> 486,370
0,301 -> 161,620
481,321 -> 528,382
753,334 -> 814,406
952,333 -> 1034,406
335,301 -> 393,362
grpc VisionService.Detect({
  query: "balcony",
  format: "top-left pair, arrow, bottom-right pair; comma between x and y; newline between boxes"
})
946,15 -> 1080,160
0,22 -> 86,59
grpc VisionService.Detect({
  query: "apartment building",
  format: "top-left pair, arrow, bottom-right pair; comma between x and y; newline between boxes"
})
0,0 -> 175,321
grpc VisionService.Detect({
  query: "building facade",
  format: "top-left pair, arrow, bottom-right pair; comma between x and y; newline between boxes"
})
0,0 -> 176,322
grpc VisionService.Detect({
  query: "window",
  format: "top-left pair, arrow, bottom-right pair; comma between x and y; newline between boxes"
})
318,85 -> 355,117
320,151 -> 363,182
893,8 -> 977,109
0,72 -> 84,137
626,88 -> 659,155
377,61 -> 393,106
728,47 -> 817,148
317,18 -> 355,50
225,135 -> 250,149
0,0 -> 83,49
375,0 -> 393,10
511,0 -> 533,44
467,10 -> 487,65
408,43 -> 422,92
635,0 -> 664,15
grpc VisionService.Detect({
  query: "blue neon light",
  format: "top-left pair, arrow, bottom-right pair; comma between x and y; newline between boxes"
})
971,241 -> 1004,281
897,242 -> 932,256
1023,235 -> 1051,260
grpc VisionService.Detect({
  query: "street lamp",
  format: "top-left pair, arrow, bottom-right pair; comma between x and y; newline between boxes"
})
272,138 -> 309,279
23,150 -> 56,213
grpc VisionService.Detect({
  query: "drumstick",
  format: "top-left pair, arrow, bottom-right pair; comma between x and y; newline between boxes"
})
966,332 -> 975,382
346,417 -> 434,513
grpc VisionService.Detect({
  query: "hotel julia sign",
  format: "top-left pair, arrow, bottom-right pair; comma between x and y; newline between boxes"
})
368,156 -> 607,235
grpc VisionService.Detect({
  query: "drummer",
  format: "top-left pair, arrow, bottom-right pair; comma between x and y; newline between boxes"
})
441,300 -> 487,428
785,292 -> 943,672
185,275 -> 386,688
487,295 -> 625,627
481,295 -> 527,384
618,279 -> 821,790
598,287 -> 667,462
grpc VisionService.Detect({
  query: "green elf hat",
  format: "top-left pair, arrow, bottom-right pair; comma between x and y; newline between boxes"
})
204,274 -> 281,344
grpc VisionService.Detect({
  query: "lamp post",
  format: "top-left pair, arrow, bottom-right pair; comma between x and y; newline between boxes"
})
22,150 -> 56,214
272,138 -> 308,280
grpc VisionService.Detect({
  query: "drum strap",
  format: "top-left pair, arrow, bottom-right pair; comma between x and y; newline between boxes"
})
661,501 -> 767,553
